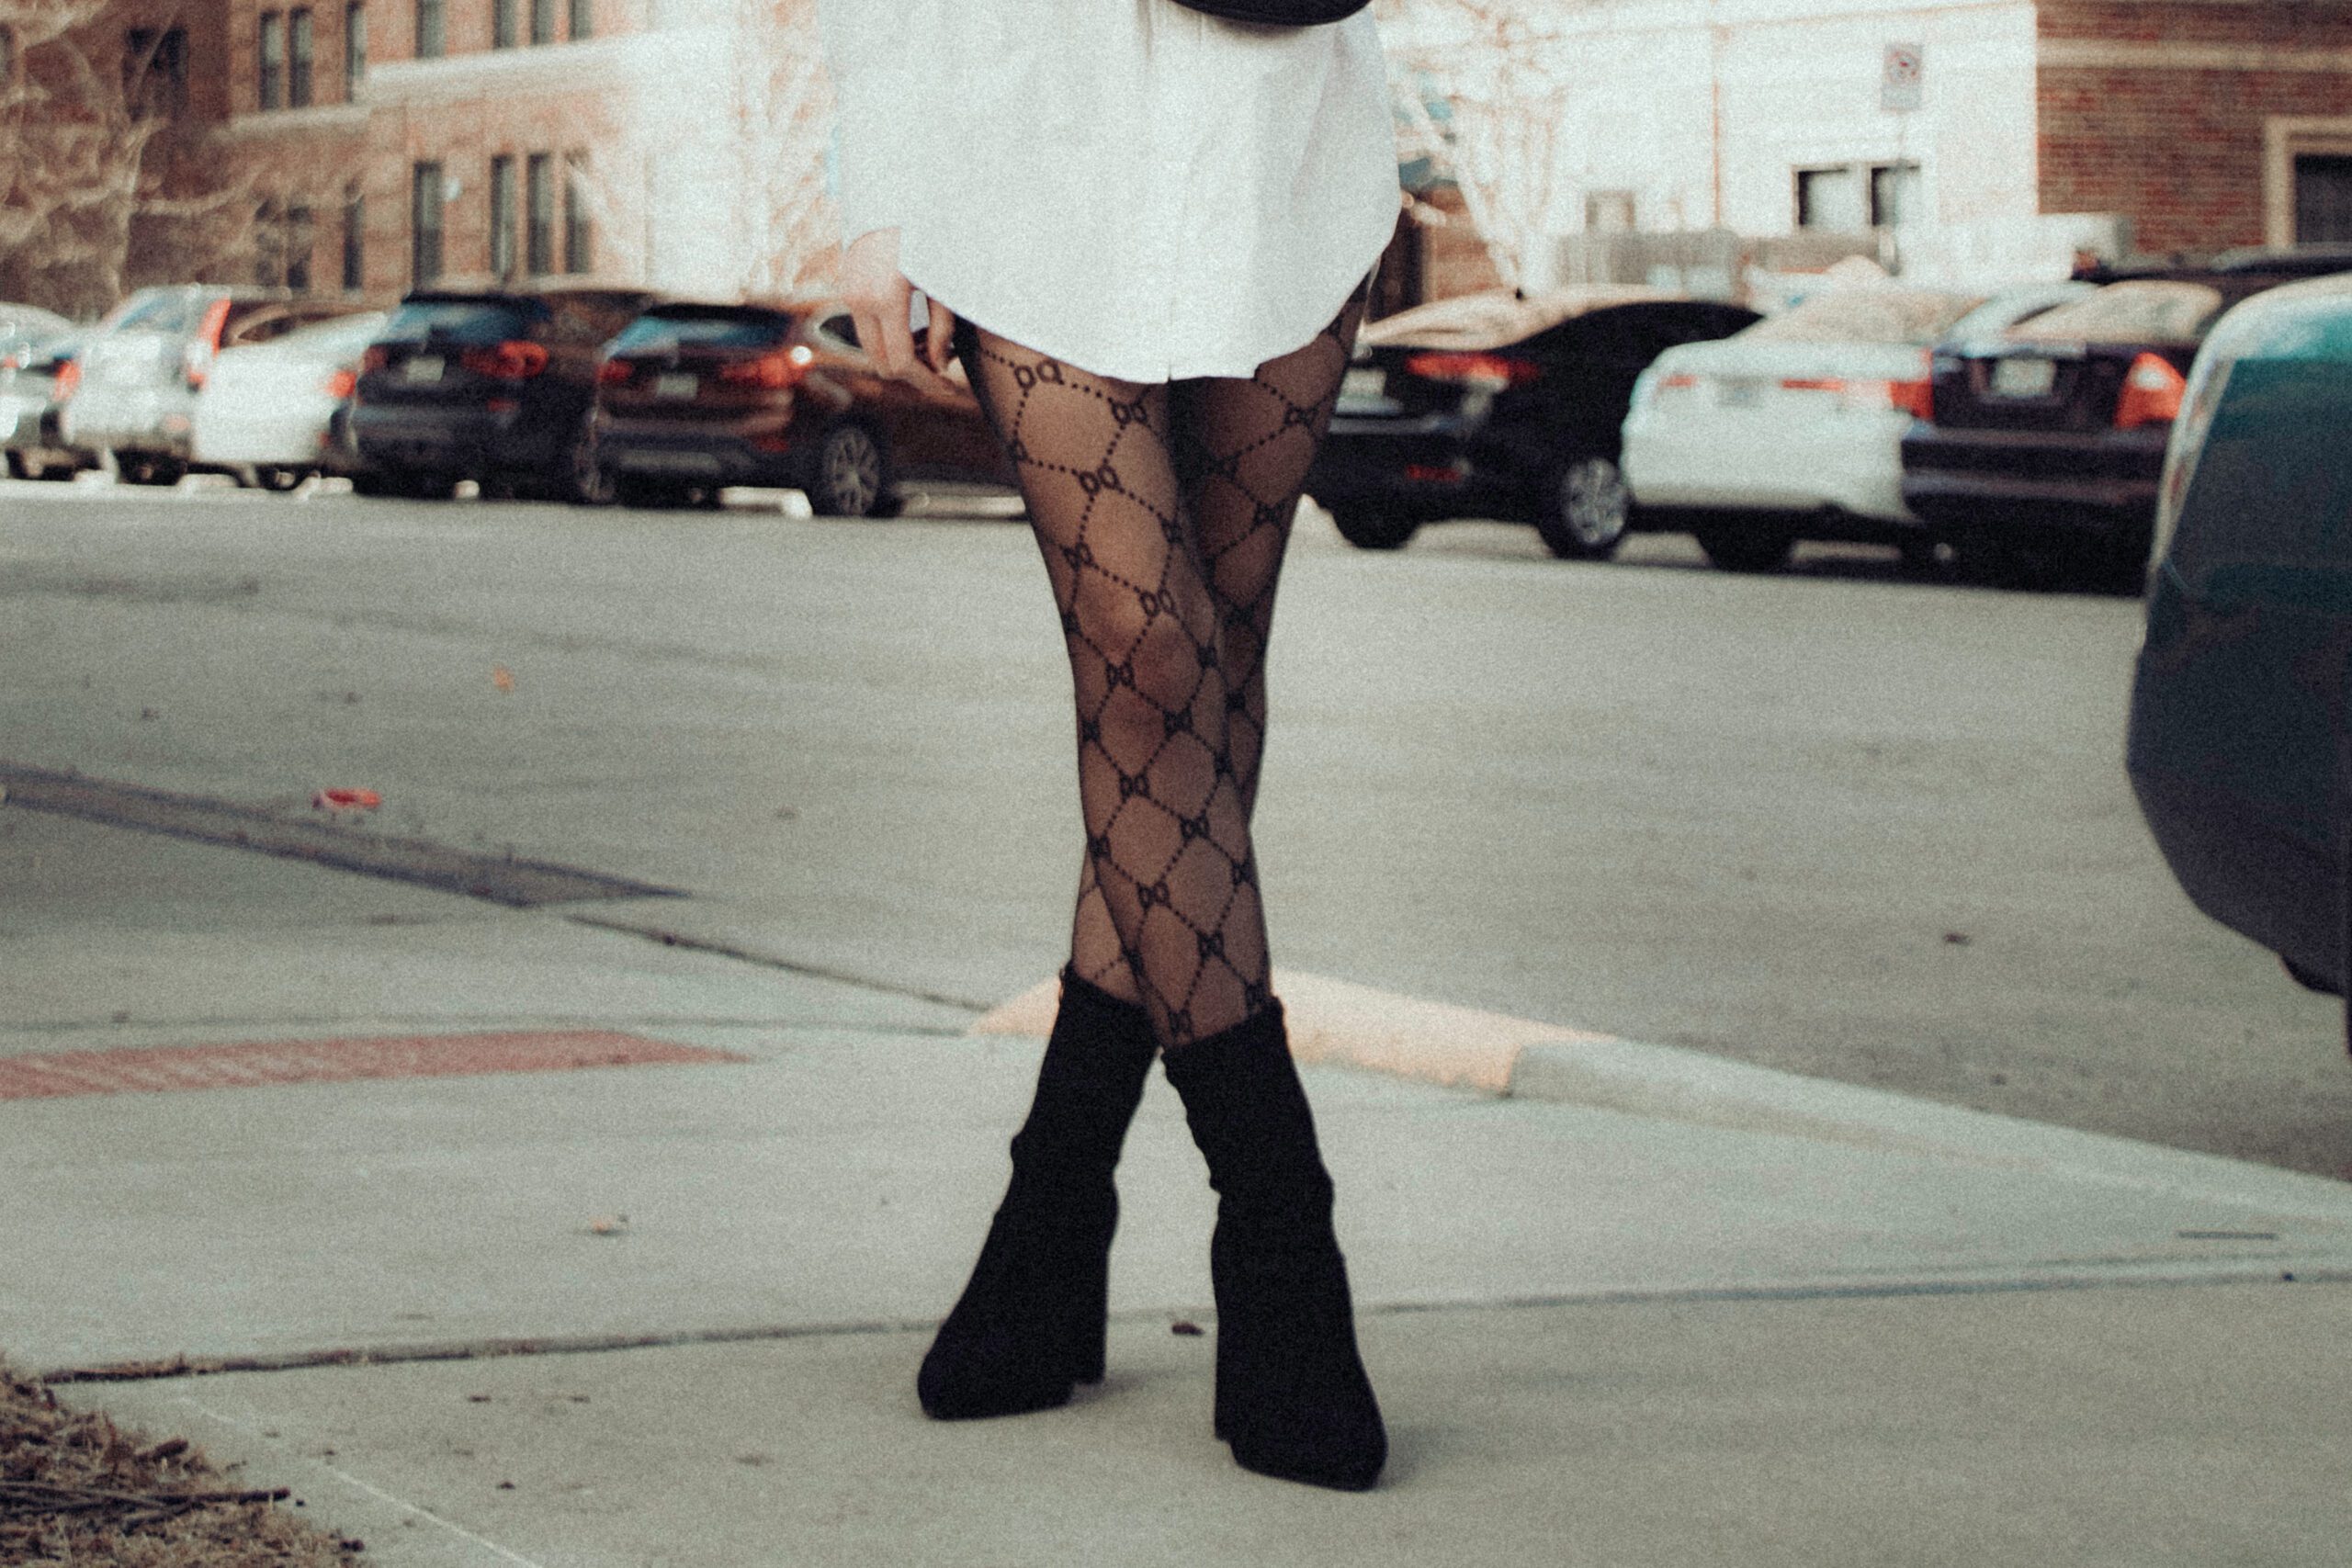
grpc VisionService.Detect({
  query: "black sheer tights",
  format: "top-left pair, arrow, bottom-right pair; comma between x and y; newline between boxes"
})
957,288 -> 1367,1050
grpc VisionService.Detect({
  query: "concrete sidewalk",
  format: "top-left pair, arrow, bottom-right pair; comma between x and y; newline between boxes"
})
6,800 -> 2352,1565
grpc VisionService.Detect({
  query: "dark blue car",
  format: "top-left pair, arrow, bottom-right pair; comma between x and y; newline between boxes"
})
2128,272 -> 2352,1010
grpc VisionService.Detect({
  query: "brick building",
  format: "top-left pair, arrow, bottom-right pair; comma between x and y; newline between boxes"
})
1385,0 -> 2352,296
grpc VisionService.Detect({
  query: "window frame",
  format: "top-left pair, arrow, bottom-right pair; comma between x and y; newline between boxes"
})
412,161 -> 446,287
526,152 -> 555,276
415,0 -> 444,60
531,0 -> 557,46
563,151 -> 592,274
490,154 -> 518,281
288,8 -> 313,108
342,187 -> 366,292
258,11 -> 283,111
569,0 -> 592,40
125,26 -> 189,119
343,4 -> 365,100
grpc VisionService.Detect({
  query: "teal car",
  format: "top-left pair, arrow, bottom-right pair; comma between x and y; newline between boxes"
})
2128,272 -> 2352,1003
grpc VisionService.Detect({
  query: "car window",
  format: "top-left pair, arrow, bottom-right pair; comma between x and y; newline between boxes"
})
104,288 -> 202,335
611,309 -> 796,353
222,301 -> 348,346
816,312 -> 860,351
1742,288 -> 1986,345
2007,281 -> 2225,344
381,299 -> 546,344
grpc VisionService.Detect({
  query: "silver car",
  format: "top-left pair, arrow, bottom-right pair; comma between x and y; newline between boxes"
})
1,327 -> 98,481
63,286 -> 362,485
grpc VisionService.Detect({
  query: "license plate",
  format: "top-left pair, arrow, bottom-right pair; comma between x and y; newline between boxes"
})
1990,356 -> 2056,398
1340,367 -> 1386,401
403,355 -> 444,384
655,372 -> 699,400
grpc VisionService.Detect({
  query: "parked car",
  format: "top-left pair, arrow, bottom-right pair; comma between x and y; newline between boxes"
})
350,283 -> 661,502
1904,250 -> 2350,590
2127,272 -> 2352,1003
0,329 -> 99,481
0,303 -> 75,373
62,286 -> 361,486
591,297 -> 1012,513
190,310 -> 390,491
1305,288 -> 1760,558
1619,282 -> 2086,573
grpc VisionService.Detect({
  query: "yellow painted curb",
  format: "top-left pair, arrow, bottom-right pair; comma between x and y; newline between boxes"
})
968,968 -> 1620,1095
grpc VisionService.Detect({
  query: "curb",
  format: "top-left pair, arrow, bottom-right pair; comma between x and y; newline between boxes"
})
973,969 -> 2352,1217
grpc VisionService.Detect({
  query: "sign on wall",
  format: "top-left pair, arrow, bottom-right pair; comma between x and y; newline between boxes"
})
1882,43 -> 1924,113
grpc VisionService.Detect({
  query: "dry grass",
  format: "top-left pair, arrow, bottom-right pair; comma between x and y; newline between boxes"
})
1,1359 -> 360,1566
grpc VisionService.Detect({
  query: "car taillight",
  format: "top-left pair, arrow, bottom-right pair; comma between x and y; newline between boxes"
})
54,360 -> 80,400
361,344 -> 391,375
1886,378 -> 1935,420
184,298 -> 233,389
458,340 -> 551,379
2114,352 -> 2186,431
718,344 -> 816,390
324,368 -> 356,399
1403,352 -> 1540,389
1645,370 -> 1701,406
595,357 -> 635,387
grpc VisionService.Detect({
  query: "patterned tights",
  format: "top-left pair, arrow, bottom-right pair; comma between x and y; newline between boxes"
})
956,287 -> 1368,1051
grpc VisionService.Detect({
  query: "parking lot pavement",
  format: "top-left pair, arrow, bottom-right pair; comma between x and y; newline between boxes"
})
9,800 -> 2352,1563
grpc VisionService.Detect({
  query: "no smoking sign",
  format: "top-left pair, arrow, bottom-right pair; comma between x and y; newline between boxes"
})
1883,42 -> 1925,111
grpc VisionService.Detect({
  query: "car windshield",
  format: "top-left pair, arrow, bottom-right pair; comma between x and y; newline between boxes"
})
611,310 -> 795,353
2006,281 -> 2226,344
1741,288 -> 1986,345
381,299 -> 545,344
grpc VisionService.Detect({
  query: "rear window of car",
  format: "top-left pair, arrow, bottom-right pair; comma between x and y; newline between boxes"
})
269,312 -> 391,356
1741,288 -> 1987,345
380,299 -> 547,344
2006,281 -> 2225,344
611,309 -> 795,353
104,289 -> 205,335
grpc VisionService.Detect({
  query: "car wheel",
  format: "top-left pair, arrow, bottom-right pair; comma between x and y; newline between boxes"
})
1535,454 -> 1631,560
806,421 -> 890,516
1327,506 -> 1419,550
117,453 -> 186,487
1692,521 -> 1795,573
254,465 -> 306,492
376,467 -> 457,501
4,450 -> 28,481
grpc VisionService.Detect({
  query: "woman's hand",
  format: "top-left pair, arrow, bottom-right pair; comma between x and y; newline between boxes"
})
842,228 -> 959,379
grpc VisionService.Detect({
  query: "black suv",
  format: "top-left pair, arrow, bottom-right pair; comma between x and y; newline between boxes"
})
351,284 -> 659,501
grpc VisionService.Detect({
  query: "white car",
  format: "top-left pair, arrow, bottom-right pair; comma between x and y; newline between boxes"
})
190,310 -> 389,491
1621,281 -> 2093,571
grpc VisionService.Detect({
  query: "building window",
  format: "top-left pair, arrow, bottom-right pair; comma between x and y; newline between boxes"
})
570,0 -> 592,40
286,202 -> 314,291
415,0 -> 444,59
564,152 -> 593,273
2295,153 -> 2352,243
526,152 -> 554,274
1795,162 -> 1918,231
493,0 -> 517,50
255,197 -> 284,285
1869,162 -> 1921,229
412,162 -> 445,286
288,9 -> 313,106
342,188 -> 366,291
532,0 -> 557,46
490,154 -> 517,279
344,5 -> 365,99
0,25 -> 15,88
258,12 -> 283,110
126,27 -> 188,119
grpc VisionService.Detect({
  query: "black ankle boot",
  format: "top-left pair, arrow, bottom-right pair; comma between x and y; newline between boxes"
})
1161,1002 -> 1386,1491
918,969 -> 1157,1420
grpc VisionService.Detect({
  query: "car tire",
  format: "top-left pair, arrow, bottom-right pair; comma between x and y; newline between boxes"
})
805,421 -> 891,517
4,450 -> 28,481
1692,520 -> 1795,573
117,452 -> 186,487
254,465 -> 306,492
1327,507 -> 1419,551
1535,454 -> 1631,560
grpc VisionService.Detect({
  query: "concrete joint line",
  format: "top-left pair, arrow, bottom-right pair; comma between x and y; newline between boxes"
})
0,761 -> 683,909
563,911 -> 995,1012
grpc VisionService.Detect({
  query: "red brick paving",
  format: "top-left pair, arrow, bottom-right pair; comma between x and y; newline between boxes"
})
0,1032 -> 748,1101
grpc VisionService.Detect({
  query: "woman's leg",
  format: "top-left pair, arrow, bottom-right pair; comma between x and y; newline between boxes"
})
1065,287 -> 1370,1003
958,328 -> 1267,1048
